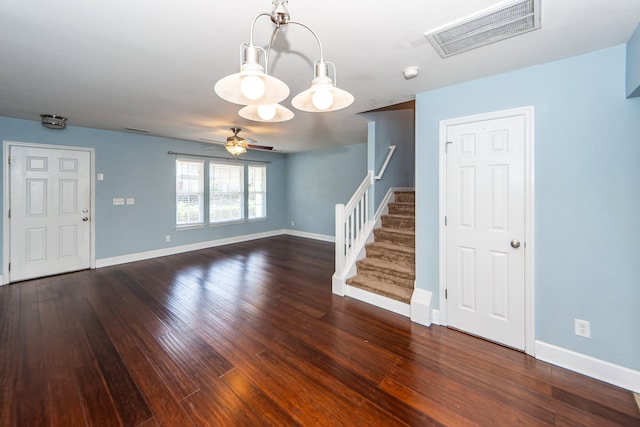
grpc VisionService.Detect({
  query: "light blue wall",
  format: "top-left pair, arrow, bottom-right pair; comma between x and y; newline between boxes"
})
286,143 -> 367,237
627,23 -> 640,98
0,117 -> 288,261
415,45 -> 640,371
362,108 -> 415,209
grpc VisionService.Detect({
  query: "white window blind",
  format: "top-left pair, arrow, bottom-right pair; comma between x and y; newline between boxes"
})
176,159 -> 204,225
248,165 -> 267,219
210,163 -> 244,223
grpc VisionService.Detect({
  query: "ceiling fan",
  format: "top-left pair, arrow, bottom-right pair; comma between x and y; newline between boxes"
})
199,127 -> 274,156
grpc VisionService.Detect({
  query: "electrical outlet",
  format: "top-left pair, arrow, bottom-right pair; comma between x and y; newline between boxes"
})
574,319 -> 591,338
291,220 -> 295,227
113,198 -> 125,205
165,235 -> 171,242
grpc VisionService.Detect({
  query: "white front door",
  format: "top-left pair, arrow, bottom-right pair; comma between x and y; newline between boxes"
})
445,114 -> 526,350
9,145 -> 92,282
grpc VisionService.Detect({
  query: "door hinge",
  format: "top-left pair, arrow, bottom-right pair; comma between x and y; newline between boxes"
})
444,216 -> 447,226
445,141 -> 453,153
7,155 -> 10,165
445,289 -> 448,299
7,209 -> 10,219
8,262 -> 10,272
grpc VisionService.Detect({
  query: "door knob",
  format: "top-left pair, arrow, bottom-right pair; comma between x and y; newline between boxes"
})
82,217 -> 89,222
510,239 -> 521,249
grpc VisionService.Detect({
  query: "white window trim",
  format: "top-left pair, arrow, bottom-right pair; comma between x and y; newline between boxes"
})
175,159 -> 268,227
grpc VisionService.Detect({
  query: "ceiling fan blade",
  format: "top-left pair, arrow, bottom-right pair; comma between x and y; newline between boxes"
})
247,144 -> 274,151
198,138 -> 227,149
199,130 -> 274,153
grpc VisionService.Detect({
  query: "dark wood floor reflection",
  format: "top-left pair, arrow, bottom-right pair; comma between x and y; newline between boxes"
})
1,235 -> 638,426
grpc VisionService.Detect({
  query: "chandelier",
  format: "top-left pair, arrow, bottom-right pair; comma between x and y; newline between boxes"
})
214,0 -> 354,123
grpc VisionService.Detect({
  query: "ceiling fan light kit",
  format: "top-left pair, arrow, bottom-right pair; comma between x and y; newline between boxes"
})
214,0 -> 353,122
225,127 -> 248,156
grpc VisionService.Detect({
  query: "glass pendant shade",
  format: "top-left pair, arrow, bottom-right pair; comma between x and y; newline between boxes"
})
225,140 -> 247,156
225,131 -> 248,156
238,104 -> 295,122
214,45 -> 290,106
291,79 -> 354,112
291,61 -> 354,113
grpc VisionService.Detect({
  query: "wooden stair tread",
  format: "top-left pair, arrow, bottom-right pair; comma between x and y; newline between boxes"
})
346,276 -> 413,304
383,214 -> 415,219
366,241 -> 415,254
357,258 -> 415,278
375,228 -> 414,236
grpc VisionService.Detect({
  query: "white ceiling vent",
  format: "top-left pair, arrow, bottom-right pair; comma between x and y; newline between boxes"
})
425,0 -> 541,58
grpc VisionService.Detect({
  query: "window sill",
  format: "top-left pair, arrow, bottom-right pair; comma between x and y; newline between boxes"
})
176,224 -> 205,231
177,218 -> 269,230
209,219 -> 245,227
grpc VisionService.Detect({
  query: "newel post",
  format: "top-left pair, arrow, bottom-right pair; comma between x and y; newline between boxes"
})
332,203 -> 346,295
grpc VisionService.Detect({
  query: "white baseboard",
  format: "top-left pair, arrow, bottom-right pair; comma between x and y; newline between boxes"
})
96,229 -> 333,269
431,309 -> 441,326
410,288 -> 432,326
535,340 -> 640,393
284,229 -> 335,243
345,285 -> 411,317
97,229 -> 288,268
332,273 -> 346,296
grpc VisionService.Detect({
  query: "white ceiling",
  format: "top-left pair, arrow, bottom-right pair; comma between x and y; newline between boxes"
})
1,0 -> 639,152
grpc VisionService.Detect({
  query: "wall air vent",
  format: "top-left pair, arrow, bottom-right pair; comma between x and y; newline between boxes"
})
425,0 -> 541,58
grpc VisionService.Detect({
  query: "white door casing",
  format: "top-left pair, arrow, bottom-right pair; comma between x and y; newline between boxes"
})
4,142 -> 95,283
438,107 -> 535,355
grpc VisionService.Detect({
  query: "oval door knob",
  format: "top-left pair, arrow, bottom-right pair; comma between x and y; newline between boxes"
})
82,217 -> 89,222
510,239 -> 521,249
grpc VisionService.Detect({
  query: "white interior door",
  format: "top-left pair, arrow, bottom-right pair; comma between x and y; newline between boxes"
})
9,145 -> 92,282
445,114 -> 526,350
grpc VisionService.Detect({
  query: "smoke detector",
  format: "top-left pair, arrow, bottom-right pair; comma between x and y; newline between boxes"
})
40,114 -> 68,129
425,0 -> 541,58
403,67 -> 420,80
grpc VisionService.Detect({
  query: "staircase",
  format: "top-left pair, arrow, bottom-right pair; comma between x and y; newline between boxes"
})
346,191 -> 415,304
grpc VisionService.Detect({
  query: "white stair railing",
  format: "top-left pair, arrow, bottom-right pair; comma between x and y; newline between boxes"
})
374,145 -> 396,180
333,170 -> 374,295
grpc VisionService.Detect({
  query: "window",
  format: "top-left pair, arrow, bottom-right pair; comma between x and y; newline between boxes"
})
176,159 -> 204,225
248,165 -> 266,219
210,163 -> 244,223
175,159 -> 267,226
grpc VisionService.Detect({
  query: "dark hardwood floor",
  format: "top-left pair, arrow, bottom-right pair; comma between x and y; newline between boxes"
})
1,235 -> 638,426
